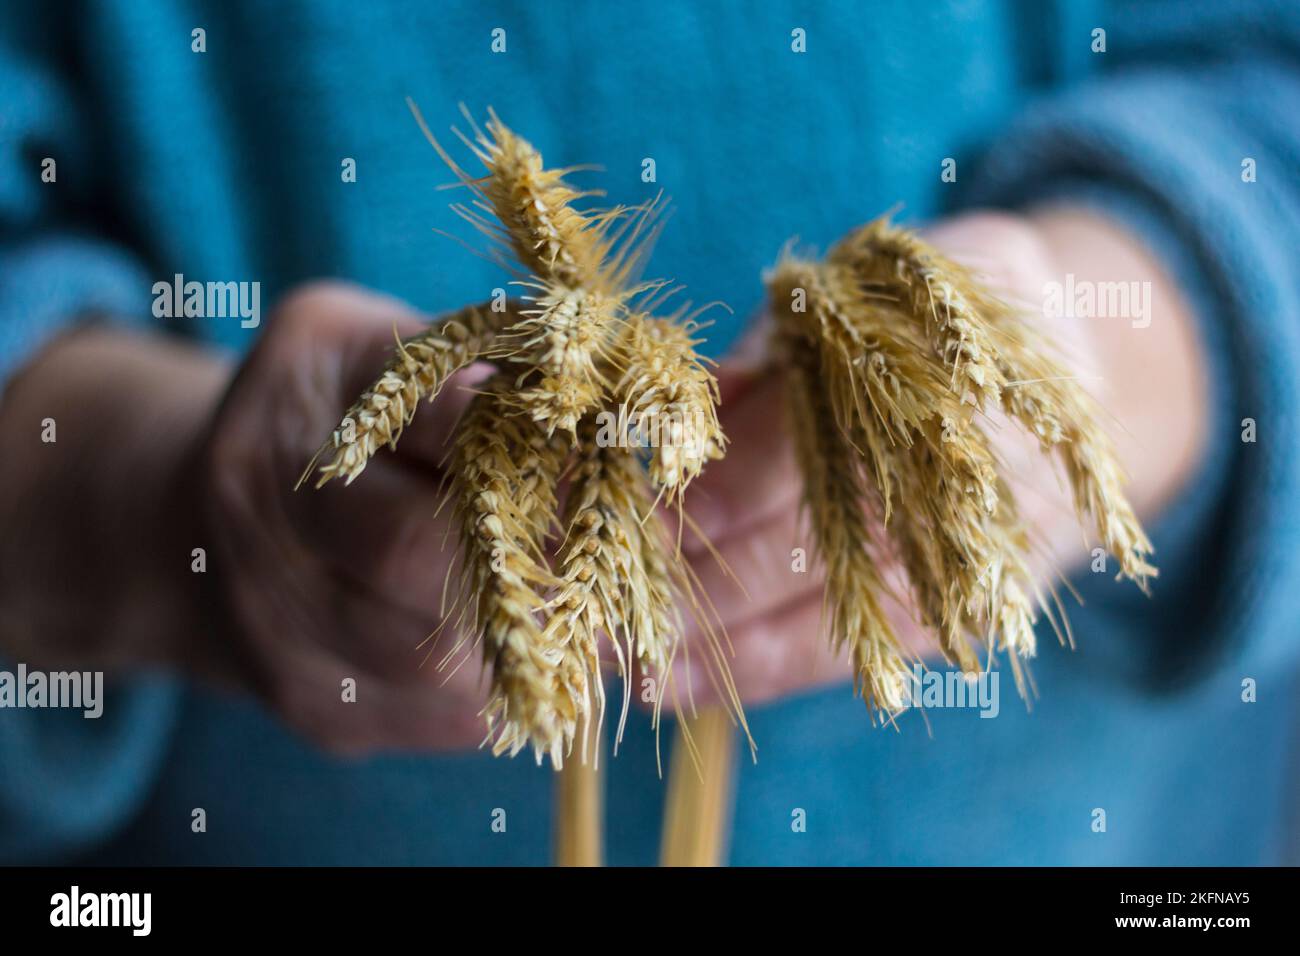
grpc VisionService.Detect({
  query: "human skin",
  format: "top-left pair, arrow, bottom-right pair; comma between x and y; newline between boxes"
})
0,208 -> 1207,752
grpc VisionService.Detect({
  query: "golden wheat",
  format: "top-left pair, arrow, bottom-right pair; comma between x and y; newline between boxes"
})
447,380 -> 581,764
766,218 -> 1155,715
829,214 -> 1005,409
989,324 -> 1157,587
303,302 -> 508,489
613,312 -> 726,502
307,108 -> 732,772
780,328 -> 912,710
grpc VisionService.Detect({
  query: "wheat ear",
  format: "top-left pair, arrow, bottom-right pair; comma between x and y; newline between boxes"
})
449,380 -> 582,765
305,302 -> 508,489
780,328 -> 913,711
988,322 -> 1157,588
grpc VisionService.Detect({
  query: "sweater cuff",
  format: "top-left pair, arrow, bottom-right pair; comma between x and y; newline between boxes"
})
0,236 -> 179,860
0,667 -> 180,862
0,234 -> 155,384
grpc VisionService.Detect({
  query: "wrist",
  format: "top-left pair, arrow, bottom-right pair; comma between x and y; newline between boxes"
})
0,324 -> 232,673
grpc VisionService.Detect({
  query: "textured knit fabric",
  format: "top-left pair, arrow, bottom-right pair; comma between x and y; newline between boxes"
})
2,0 -> 1298,864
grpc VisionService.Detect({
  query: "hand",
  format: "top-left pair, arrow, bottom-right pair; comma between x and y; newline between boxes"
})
672,209 -> 1207,710
199,282 -> 495,753
0,281 -> 494,754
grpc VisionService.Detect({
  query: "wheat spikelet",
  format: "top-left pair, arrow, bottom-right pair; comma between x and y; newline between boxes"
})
504,285 -> 616,437
305,302 -> 507,489
613,313 -> 725,502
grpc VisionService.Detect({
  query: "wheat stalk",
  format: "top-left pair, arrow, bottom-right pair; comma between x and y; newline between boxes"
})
660,708 -> 737,867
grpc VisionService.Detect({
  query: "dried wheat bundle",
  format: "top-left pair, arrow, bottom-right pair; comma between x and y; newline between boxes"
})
303,102 -> 743,774
767,213 -> 1156,708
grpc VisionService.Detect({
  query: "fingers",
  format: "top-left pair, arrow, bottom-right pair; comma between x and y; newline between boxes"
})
924,211 -> 1056,304
682,496 -> 820,647
684,370 -> 802,547
666,594 -> 848,712
253,611 -> 489,754
679,362 -> 822,648
723,310 -> 777,374
292,452 -> 461,622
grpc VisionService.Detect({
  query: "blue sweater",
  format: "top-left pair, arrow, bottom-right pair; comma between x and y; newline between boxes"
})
3,0 -> 1300,864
